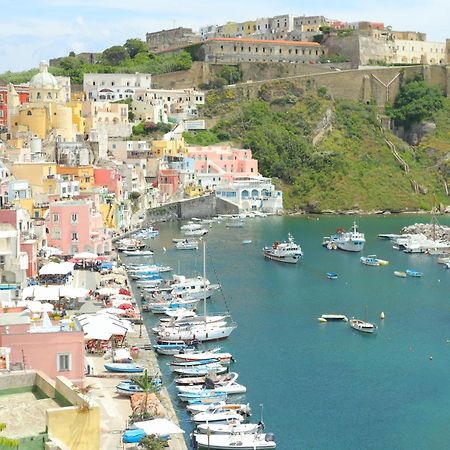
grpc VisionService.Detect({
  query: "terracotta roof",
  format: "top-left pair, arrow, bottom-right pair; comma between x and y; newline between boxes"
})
206,37 -> 320,47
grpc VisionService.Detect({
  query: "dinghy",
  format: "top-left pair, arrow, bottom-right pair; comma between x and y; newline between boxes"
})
196,423 -> 260,435
104,363 -> 144,373
394,271 -> 407,278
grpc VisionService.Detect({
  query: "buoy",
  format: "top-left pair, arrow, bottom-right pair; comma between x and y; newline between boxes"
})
446,340 -> 450,344
380,311 -> 385,320
429,356 -> 433,360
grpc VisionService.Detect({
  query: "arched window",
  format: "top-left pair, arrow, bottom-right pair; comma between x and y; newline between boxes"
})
27,111 -> 32,116
36,92 -> 41,100
251,189 -> 259,197
241,190 -> 249,199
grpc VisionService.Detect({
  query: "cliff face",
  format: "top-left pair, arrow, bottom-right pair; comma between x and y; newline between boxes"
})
194,82 -> 450,212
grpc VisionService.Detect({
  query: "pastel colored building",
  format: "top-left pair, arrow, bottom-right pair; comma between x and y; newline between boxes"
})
152,138 -> 188,158
0,82 -> 29,129
56,165 -> 94,191
158,169 -> 180,199
0,313 -> 84,382
46,197 -> 110,255
187,145 -> 258,189
0,223 -> 28,285
11,161 -> 58,196
82,100 -> 131,137
93,167 -> 123,201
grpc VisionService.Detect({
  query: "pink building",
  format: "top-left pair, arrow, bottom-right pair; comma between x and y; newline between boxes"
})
21,240 -> 38,277
0,313 -> 85,382
93,168 -> 123,201
158,169 -> 180,197
187,145 -> 258,189
46,196 -> 110,255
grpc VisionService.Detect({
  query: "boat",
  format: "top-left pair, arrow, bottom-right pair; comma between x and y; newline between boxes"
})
104,363 -> 144,373
192,407 -> 245,424
349,319 -> 377,334
187,402 -> 251,416
176,372 -> 246,395
175,239 -> 199,250
116,378 -> 161,396
178,389 -> 228,403
263,233 -> 303,264
122,428 -> 146,444
181,223 -> 203,231
171,363 -> 228,376
176,372 -> 234,386
196,423 -> 261,435
360,256 -> 380,266
394,271 -> 407,278
184,228 -> 208,236
122,249 -> 154,256
406,269 -> 423,277
437,257 -> 450,265
324,222 -> 365,252
226,219 -> 244,228
153,340 -> 199,356
318,314 -> 348,322
173,348 -> 233,364
326,272 -> 338,280
242,240 -> 252,244
193,432 -> 277,449
170,358 -> 221,370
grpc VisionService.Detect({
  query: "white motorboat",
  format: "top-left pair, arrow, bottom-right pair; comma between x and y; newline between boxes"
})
175,239 -> 199,250
187,402 -> 251,415
173,363 -> 228,376
196,423 -> 260,435
181,223 -> 203,231
157,321 -> 236,342
193,432 -> 277,449
147,299 -> 200,314
263,233 -> 303,264
349,318 -> 377,334
184,228 -> 208,236
325,222 -> 365,252
192,407 -> 245,424
136,279 -> 162,288
173,347 -> 233,364
177,372 -> 246,395
122,249 -> 154,256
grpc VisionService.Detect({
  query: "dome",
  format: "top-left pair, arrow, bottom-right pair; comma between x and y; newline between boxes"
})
29,61 -> 59,89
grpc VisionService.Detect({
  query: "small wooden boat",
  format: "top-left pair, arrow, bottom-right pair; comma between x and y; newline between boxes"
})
394,271 -> 407,278
318,314 -> 348,322
406,269 -> 423,277
326,272 -> 338,280
104,363 -> 144,373
116,378 -> 161,396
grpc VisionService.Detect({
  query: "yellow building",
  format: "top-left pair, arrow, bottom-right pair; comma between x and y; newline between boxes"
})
12,198 -> 34,217
56,165 -> 94,191
99,201 -> 118,229
68,101 -> 85,135
152,138 -> 188,157
11,162 -> 58,195
185,184 -> 203,197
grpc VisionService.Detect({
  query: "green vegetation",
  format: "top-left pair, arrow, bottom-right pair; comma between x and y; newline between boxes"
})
387,77 -> 445,129
190,78 -> 449,211
139,435 -> 168,449
132,121 -> 172,137
0,423 -> 19,448
0,39 -> 192,84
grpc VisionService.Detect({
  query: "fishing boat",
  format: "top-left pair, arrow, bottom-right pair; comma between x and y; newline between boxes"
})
176,372 -> 233,386
326,272 -> 338,280
177,372 -> 246,395
193,432 -> 277,449
196,423 -> 260,435
394,271 -> 407,278
122,249 -> 154,256
178,389 -> 228,403
406,269 -> 423,277
360,256 -> 380,266
349,319 -> 377,334
175,239 -> 199,250
104,363 -> 144,373
323,222 -> 365,252
318,314 -> 348,322
263,233 -> 303,264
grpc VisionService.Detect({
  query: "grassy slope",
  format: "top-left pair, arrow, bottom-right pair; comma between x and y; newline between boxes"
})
199,85 -> 450,212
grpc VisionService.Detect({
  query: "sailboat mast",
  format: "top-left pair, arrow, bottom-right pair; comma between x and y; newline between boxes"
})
203,241 -> 207,319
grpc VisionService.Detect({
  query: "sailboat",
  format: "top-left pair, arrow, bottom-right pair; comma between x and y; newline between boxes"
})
349,306 -> 377,334
157,243 -> 237,342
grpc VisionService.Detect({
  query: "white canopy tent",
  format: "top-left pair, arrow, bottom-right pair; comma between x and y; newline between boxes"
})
134,418 -> 185,436
21,285 -> 90,301
76,313 -> 133,338
98,287 -> 121,296
39,262 -> 75,276
73,252 -> 98,260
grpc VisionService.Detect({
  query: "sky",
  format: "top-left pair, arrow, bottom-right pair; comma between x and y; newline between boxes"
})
1,0 -> 448,73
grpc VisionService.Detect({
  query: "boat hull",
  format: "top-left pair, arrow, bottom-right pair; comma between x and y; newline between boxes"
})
263,251 -> 300,264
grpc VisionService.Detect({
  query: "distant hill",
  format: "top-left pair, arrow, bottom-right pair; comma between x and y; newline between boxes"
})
184,78 -> 450,212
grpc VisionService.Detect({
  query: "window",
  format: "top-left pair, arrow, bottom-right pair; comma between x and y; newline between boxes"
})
53,213 -> 59,223
52,228 -> 61,240
71,213 -> 78,223
0,110 -> 3,118
57,353 -> 71,372
72,232 -> 78,241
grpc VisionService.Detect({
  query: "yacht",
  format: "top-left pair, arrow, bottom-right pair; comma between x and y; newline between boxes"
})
263,234 -> 303,264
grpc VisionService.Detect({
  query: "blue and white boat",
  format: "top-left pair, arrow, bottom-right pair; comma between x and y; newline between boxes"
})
406,269 -> 423,277
171,363 -> 228,376
153,339 -> 198,356
104,363 -> 144,373
326,272 -> 338,280
170,358 -> 220,369
360,256 -> 380,266
178,390 -> 228,403
116,378 -> 161,396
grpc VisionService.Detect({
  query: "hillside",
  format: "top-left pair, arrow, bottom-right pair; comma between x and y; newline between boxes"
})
184,79 -> 450,212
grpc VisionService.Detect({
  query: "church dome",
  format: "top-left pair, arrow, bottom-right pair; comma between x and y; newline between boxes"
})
29,61 -> 59,89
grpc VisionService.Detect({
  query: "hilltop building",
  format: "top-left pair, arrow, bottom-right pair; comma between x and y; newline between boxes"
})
0,83 -> 29,130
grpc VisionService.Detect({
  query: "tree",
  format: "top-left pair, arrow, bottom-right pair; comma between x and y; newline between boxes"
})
102,45 -> 129,65
218,65 -> 243,85
388,79 -> 444,128
0,423 -> 19,447
131,369 -> 159,419
124,38 -> 147,58
139,434 -> 167,449
68,51 -> 76,57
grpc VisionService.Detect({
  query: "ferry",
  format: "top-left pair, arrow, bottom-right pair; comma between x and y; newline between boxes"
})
263,234 -> 303,264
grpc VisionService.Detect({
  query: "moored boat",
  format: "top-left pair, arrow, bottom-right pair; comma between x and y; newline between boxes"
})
326,272 -> 338,280
263,233 -> 303,264
394,271 -> 407,278
406,269 -> 423,277
360,256 -> 380,266
104,363 -> 144,373
193,432 -> 277,449
324,222 -> 365,252
196,422 -> 260,435
318,314 -> 348,322
175,239 -> 199,250
123,249 -> 154,256
349,318 -> 377,334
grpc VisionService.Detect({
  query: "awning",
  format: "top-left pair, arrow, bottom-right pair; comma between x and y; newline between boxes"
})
134,418 -> 185,435
39,262 -> 75,276
73,252 -> 98,260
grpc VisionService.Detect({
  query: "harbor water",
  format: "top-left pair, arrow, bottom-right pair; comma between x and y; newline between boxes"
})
127,215 -> 450,450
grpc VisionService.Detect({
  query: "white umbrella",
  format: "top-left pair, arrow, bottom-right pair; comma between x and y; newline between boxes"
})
34,286 -> 60,302
84,327 -> 113,341
25,301 -> 54,313
74,252 -> 98,260
98,307 -> 126,316
59,286 -> 90,298
42,246 -> 63,256
134,418 -> 185,436
39,262 -> 74,275
98,287 -> 120,296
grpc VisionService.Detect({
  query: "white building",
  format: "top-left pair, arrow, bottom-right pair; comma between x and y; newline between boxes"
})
133,88 -> 205,124
215,176 -> 283,213
0,223 -> 28,285
83,73 -> 152,101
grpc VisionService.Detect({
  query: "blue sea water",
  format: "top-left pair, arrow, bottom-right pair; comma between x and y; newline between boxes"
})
130,215 -> 450,450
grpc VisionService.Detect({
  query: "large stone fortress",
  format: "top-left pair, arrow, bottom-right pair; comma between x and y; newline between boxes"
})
145,14 -> 449,68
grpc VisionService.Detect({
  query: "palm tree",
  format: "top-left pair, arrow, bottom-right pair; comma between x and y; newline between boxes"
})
0,423 -> 19,448
131,369 -> 159,419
